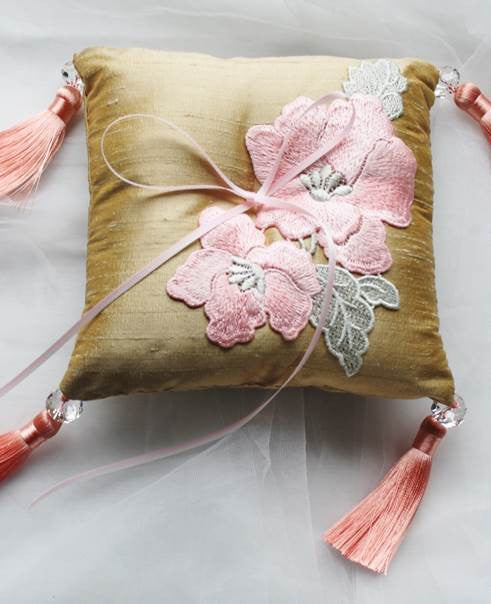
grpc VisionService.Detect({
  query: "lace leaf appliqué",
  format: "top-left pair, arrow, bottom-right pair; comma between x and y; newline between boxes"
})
357,275 -> 399,309
310,266 -> 399,376
343,59 -> 408,120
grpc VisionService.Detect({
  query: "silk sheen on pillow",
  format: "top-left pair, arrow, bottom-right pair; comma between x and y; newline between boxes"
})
60,47 -> 454,404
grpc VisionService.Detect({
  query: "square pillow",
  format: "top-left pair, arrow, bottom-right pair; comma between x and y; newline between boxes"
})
60,47 -> 454,404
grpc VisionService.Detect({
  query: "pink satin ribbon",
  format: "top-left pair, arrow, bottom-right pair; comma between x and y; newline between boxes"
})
0,92 -> 355,501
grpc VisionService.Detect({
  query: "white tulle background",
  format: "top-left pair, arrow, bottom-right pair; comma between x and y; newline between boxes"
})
0,2 -> 490,602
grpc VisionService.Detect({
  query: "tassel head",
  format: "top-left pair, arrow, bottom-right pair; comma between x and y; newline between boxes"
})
436,67 -> 491,144
0,389 -> 82,484
412,415 -> 446,454
19,409 -> 62,450
453,82 -> 491,144
0,410 -> 62,482
47,85 -> 83,125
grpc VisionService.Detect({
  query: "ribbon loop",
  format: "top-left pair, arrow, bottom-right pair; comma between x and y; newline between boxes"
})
100,93 -> 354,213
0,92 -> 355,401
2,93 -> 359,501
0,93 -> 355,403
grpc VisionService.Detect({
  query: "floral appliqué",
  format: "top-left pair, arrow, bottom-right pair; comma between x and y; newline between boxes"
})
166,207 -> 321,348
167,61 -> 411,375
245,92 -> 416,274
343,59 -> 408,120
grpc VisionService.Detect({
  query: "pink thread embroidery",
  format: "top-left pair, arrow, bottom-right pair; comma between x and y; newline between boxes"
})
245,94 -> 417,274
166,206 -> 321,348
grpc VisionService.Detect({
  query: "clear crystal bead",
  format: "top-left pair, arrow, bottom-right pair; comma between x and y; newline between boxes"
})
431,394 -> 466,428
435,66 -> 460,98
61,61 -> 83,92
46,389 -> 83,424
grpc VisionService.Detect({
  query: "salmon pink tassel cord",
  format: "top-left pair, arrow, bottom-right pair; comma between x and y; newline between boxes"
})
0,410 -> 62,481
0,389 -> 83,482
325,397 -> 466,574
0,65 -> 82,205
454,83 -> 491,143
436,66 -> 491,144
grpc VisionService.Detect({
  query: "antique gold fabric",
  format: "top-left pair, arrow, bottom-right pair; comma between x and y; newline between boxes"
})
61,47 -> 454,403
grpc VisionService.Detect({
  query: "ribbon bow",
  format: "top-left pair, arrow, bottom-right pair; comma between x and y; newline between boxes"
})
1,92 -> 356,500
98,91 -> 354,395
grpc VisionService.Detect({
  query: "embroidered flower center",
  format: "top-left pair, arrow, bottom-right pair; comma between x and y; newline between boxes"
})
227,257 -> 266,295
300,164 -> 352,202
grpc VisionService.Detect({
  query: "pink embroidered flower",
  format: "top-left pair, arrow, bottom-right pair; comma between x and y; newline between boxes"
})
166,206 -> 321,348
245,94 -> 417,274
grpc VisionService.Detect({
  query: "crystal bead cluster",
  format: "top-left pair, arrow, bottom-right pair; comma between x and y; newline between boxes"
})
61,61 -> 84,93
431,394 -> 467,428
435,66 -> 460,98
46,388 -> 83,424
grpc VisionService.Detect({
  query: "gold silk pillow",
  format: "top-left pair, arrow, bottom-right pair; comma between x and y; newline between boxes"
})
60,47 -> 454,404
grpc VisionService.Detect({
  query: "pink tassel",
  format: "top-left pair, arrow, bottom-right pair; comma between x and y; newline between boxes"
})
0,410 -> 62,482
324,416 -> 446,575
454,82 -> 491,144
0,85 -> 82,206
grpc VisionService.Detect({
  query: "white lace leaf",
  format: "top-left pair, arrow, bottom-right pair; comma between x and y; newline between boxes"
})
342,59 -> 408,120
310,266 -> 374,376
310,267 -> 400,376
358,274 -> 400,309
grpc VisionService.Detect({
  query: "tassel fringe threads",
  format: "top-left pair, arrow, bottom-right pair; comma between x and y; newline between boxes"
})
0,85 -> 82,205
325,416 -> 446,575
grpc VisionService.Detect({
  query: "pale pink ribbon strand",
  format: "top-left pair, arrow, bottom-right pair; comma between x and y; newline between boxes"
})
32,93 -> 353,502
1,91 -> 353,503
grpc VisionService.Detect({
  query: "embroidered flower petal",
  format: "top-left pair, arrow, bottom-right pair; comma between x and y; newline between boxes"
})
255,206 -> 316,240
318,200 -> 364,243
264,270 -> 313,340
199,206 -> 265,256
273,96 -> 330,138
341,137 -> 416,227
204,273 -> 267,347
335,216 -> 393,274
247,240 -> 321,295
255,180 -> 362,245
246,96 -> 330,185
244,125 -> 284,183
246,94 -> 396,193
166,248 -> 232,307
322,94 -> 394,182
